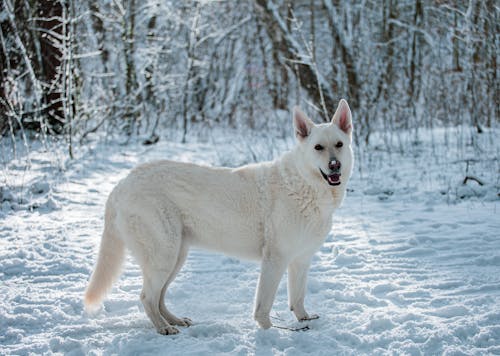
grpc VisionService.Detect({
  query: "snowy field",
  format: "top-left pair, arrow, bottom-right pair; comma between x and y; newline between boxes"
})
1,127 -> 499,355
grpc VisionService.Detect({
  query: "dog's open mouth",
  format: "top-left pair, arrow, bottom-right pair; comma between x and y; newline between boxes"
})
320,169 -> 341,186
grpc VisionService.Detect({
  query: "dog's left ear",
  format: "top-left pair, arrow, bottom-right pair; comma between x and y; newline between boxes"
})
293,106 -> 314,141
331,99 -> 352,136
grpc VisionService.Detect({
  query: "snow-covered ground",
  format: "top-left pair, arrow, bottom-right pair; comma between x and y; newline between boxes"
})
1,127 -> 499,355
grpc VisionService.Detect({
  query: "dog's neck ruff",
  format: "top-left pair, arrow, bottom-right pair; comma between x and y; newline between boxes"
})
278,152 -> 342,215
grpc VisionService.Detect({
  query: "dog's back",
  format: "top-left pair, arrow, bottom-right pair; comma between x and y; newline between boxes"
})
115,160 -> 275,259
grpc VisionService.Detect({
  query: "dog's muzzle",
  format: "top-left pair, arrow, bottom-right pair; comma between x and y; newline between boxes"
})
319,159 -> 342,186
320,169 -> 341,186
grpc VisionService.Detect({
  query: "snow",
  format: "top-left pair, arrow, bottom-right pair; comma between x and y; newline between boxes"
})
1,127 -> 499,355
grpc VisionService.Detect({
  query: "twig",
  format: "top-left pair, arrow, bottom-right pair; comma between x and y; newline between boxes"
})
463,176 -> 484,186
273,324 -> 310,332
79,117 -> 105,143
290,8 -> 329,119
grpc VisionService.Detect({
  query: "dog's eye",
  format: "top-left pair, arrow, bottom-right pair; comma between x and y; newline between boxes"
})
314,144 -> 324,151
336,141 -> 343,148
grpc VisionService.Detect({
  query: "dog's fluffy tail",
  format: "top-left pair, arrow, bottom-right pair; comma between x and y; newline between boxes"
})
84,204 -> 124,312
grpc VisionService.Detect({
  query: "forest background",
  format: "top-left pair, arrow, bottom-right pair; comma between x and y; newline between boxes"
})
1,0 -> 497,157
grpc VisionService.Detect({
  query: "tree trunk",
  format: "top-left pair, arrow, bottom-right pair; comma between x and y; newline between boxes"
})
323,0 -> 361,111
255,0 -> 338,121
123,0 -> 139,136
408,0 -> 423,128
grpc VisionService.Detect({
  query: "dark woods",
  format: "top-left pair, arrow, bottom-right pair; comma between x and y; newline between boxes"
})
1,1 -> 66,133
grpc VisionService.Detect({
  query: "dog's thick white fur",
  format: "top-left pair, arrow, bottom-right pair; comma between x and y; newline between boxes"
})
84,100 -> 354,334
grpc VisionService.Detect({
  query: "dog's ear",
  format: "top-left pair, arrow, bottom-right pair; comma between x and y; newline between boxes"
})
293,106 -> 314,141
331,99 -> 352,136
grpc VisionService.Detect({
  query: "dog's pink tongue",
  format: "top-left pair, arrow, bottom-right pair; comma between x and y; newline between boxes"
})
328,174 -> 340,184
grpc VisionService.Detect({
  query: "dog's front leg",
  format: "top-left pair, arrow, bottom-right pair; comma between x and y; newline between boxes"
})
253,256 -> 287,329
288,255 -> 317,321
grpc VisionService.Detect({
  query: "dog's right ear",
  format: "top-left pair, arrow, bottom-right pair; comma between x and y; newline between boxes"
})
331,99 -> 352,136
293,106 -> 314,141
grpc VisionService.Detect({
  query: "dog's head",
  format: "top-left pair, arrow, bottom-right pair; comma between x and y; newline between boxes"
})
292,99 -> 354,189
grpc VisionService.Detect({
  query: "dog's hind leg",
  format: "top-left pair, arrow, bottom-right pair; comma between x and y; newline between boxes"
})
121,205 -> 183,335
141,268 -> 180,335
159,242 -> 192,327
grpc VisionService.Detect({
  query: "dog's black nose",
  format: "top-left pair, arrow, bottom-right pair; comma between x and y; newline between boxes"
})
329,159 -> 341,171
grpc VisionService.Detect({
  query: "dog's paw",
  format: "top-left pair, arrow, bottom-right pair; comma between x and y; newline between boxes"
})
177,317 -> 193,327
255,315 -> 272,329
167,316 -> 192,327
157,325 -> 180,335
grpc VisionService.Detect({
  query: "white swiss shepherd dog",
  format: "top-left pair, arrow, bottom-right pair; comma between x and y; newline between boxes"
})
84,100 -> 354,335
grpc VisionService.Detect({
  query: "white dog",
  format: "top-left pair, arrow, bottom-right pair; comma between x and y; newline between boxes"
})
85,100 -> 354,334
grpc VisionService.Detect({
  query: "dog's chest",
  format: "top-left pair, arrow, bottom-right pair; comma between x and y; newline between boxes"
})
283,187 -> 334,241
286,182 -> 333,217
